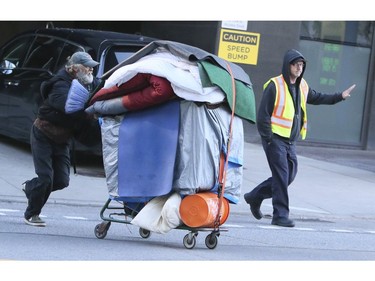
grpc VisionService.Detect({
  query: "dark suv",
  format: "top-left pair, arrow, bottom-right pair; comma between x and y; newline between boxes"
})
0,28 -> 155,155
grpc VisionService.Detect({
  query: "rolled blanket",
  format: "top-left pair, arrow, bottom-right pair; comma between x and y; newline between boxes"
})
89,73 -> 151,105
65,79 -> 89,113
86,74 -> 176,115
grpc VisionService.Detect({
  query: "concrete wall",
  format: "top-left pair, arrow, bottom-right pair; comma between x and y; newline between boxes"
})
235,21 -> 302,143
366,53 -> 375,150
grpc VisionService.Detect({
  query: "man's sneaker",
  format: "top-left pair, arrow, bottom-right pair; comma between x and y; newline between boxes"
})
24,215 -> 46,227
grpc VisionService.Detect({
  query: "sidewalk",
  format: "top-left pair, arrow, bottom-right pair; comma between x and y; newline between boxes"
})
238,142 -> 375,221
1,140 -> 374,221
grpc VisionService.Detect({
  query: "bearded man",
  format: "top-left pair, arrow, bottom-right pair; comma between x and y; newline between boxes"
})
22,52 -> 100,226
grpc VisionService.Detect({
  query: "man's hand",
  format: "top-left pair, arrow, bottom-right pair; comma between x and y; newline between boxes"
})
342,84 -> 356,100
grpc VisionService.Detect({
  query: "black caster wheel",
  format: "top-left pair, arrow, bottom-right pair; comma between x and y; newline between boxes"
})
139,227 -> 151,239
95,221 -> 111,239
183,232 -> 197,249
205,233 -> 218,249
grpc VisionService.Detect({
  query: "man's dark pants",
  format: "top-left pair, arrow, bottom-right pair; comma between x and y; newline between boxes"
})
24,125 -> 70,219
249,136 -> 298,219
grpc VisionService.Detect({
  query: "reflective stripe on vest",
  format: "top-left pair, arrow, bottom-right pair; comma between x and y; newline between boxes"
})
264,75 -> 309,139
300,78 -> 308,138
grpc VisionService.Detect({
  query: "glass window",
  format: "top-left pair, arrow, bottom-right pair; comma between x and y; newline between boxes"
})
300,21 -> 374,47
299,21 -> 373,147
0,35 -> 33,72
299,41 -> 370,145
101,45 -> 143,74
23,36 -> 68,71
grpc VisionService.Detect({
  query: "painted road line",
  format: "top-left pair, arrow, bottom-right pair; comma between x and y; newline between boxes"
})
329,229 -> 355,233
262,204 -> 330,214
258,225 -> 282,230
0,209 -> 20,212
63,216 -> 87,220
223,224 -> 244,228
294,227 -> 316,231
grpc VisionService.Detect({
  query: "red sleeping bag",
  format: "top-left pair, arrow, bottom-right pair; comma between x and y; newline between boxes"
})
89,73 -> 176,111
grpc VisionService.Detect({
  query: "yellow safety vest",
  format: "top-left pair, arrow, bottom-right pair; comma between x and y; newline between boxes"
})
263,75 -> 309,139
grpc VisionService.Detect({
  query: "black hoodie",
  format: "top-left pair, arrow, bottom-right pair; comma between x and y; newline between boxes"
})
257,49 -> 344,143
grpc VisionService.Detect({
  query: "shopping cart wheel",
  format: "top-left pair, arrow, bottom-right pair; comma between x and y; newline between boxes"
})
139,228 -> 151,239
205,233 -> 218,249
183,232 -> 197,249
94,221 -> 111,239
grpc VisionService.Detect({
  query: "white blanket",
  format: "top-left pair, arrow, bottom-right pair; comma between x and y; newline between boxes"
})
103,49 -> 225,104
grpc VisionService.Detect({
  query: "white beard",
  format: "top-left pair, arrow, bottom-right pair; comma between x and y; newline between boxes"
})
76,70 -> 94,85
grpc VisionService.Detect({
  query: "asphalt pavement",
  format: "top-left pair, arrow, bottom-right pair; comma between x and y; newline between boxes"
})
1,134 -> 374,224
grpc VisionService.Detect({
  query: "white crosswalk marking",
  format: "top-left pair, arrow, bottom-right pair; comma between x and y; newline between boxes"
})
258,225 -> 280,230
0,209 -> 20,212
63,216 -> 87,220
330,229 -> 355,233
222,224 -> 244,228
294,227 -> 315,231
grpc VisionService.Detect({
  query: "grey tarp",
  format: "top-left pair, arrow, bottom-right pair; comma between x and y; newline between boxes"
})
173,100 -> 243,203
102,40 -> 252,86
98,41 -> 247,203
99,40 -> 256,123
100,115 -> 123,198
100,101 -> 243,203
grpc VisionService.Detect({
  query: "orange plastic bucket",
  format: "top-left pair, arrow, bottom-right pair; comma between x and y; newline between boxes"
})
179,192 -> 230,228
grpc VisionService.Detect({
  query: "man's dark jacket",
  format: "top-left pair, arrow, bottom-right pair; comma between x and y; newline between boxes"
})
38,68 -> 100,144
257,49 -> 344,143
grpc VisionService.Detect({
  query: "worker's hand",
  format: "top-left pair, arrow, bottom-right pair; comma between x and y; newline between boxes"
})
342,84 -> 356,100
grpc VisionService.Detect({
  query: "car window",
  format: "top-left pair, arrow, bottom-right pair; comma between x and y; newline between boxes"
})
102,45 -> 143,74
0,35 -> 33,73
23,35 -> 67,72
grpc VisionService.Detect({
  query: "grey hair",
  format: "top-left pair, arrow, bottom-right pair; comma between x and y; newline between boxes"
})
65,63 -> 80,74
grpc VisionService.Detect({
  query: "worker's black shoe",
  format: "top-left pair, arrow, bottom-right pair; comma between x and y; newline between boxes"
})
244,192 -> 263,220
271,217 -> 295,227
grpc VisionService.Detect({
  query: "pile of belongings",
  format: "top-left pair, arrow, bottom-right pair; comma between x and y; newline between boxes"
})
85,40 -> 256,233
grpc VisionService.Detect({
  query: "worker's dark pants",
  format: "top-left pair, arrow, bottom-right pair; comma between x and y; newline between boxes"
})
24,125 -> 70,220
250,137 -> 298,219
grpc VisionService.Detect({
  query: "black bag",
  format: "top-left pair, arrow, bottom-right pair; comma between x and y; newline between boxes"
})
73,117 -> 101,147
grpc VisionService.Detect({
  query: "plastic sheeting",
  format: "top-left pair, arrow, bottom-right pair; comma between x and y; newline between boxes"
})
173,100 -> 243,203
100,100 -> 243,204
100,115 -> 123,198
102,50 -> 226,104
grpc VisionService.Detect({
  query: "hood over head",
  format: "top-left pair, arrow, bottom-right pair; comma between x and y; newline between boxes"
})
282,49 -> 306,86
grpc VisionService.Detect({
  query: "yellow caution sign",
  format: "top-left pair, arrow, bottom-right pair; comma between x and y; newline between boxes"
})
218,29 -> 260,65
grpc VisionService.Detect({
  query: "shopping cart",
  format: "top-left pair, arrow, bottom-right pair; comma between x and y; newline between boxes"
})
93,99 -> 231,249
94,195 -> 229,249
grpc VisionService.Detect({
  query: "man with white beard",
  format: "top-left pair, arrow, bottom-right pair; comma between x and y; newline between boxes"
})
22,52 -> 100,227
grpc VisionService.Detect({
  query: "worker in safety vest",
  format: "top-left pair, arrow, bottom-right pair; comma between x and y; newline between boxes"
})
244,49 -> 356,227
